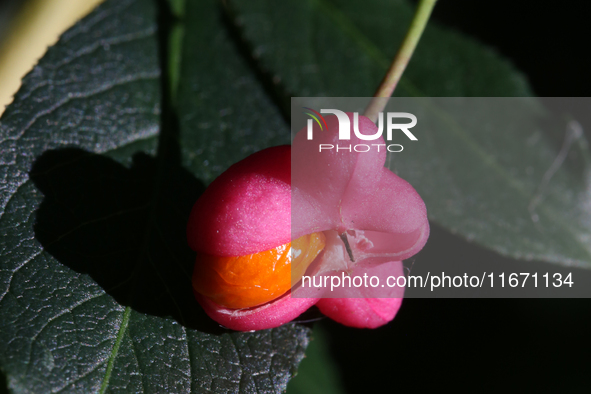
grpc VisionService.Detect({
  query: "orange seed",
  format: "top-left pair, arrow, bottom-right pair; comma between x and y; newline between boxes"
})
192,232 -> 326,309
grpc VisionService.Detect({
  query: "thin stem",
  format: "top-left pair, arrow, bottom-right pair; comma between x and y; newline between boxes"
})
364,0 -> 437,121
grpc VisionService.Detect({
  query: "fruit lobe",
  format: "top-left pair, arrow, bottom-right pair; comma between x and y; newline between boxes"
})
187,146 -> 291,257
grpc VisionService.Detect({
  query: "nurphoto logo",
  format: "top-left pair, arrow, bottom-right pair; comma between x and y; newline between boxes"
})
303,108 -> 417,153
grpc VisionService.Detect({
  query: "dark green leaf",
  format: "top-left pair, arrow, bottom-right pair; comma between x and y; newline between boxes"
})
286,325 -> 345,394
0,0 -> 309,393
226,0 -> 591,267
177,0 -> 289,184
225,0 -> 532,98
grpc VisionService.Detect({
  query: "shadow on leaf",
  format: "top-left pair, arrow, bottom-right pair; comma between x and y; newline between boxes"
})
30,147 -> 224,334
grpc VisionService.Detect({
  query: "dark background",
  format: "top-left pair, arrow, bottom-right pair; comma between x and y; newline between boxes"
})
321,1 -> 591,393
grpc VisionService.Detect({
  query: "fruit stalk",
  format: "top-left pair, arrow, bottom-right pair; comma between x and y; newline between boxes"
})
364,0 -> 438,121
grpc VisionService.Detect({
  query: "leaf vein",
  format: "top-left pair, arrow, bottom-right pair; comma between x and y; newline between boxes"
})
0,71 -> 160,145
99,306 -> 133,394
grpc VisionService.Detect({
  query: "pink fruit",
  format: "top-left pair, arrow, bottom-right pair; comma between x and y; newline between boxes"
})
187,113 -> 429,331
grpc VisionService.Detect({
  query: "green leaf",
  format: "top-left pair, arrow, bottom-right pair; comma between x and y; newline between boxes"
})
226,0 -> 591,268
0,0 -> 308,392
225,0 -> 532,98
286,325 -> 346,394
177,0 -> 289,184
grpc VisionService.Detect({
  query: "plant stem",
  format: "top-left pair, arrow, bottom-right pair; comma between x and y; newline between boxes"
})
0,0 -> 103,117
364,0 -> 437,121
